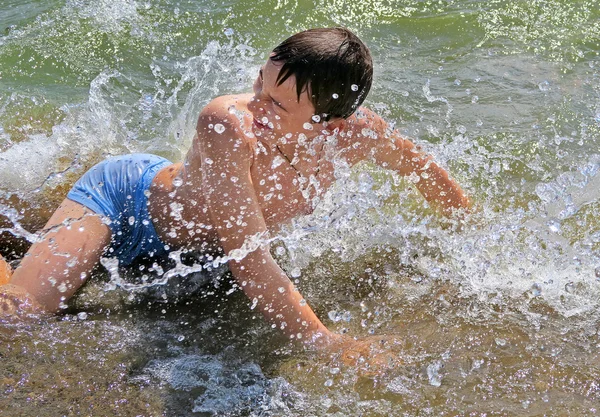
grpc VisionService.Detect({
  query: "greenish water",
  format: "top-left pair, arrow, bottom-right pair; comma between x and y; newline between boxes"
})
1,0 -> 600,415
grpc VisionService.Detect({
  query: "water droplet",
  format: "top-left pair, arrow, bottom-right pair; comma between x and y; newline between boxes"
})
250,297 -> 258,310
77,312 -> 88,320
495,338 -> 507,347
303,122 -> 313,130
530,283 -> 542,297
328,310 -> 340,322
204,158 -> 214,165
172,177 -> 183,187
177,335 -> 185,341
311,115 -> 321,123
299,299 -> 306,306
427,361 -> 443,387
332,93 -> 339,99
128,216 -> 136,226
595,266 -> 600,280
351,84 -> 359,91
564,282 -> 575,293
278,287 -> 285,293
324,379 -> 334,387
538,80 -> 550,91
290,267 -> 301,278
297,133 -> 307,146
454,79 -> 461,86
547,219 -> 561,233
58,282 -> 68,293
214,124 -> 225,134
271,155 -> 286,169
224,28 -> 234,36
341,311 -> 352,322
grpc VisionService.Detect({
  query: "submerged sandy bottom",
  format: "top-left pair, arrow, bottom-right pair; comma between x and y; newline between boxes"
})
2,256 -> 599,417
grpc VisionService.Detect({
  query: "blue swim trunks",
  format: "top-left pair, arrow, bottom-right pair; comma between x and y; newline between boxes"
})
67,154 -> 172,266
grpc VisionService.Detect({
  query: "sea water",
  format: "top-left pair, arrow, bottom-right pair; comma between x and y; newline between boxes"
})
1,0 -> 599,415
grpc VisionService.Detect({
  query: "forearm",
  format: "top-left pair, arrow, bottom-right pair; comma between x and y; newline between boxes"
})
392,136 -> 469,216
411,155 -> 470,216
365,113 -> 470,216
229,248 -> 332,343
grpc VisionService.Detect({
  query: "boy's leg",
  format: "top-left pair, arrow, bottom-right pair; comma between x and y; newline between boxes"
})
8,198 -> 111,312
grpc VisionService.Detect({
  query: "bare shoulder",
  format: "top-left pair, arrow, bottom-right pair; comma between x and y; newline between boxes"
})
199,95 -> 243,125
347,106 -> 388,132
194,94 -> 254,163
337,107 -> 393,164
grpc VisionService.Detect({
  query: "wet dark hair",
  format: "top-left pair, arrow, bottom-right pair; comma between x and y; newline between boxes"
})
270,27 -> 373,121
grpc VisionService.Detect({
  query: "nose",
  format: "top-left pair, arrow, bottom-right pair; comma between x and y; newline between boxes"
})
247,97 -> 264,116
248,96 -> 271,118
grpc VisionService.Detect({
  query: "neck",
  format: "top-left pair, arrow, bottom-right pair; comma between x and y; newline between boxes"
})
278,133 -> 324,161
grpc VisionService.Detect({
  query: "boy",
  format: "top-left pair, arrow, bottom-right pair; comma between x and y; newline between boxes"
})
0,28 -> 469,350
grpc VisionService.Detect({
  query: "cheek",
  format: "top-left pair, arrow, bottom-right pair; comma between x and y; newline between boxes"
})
252,76 -> 264,95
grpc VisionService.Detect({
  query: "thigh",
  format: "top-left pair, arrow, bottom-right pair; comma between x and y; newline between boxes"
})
9,198 -> 112,312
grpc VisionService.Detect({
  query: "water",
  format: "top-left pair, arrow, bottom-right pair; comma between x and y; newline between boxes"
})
1,0 -> 600,415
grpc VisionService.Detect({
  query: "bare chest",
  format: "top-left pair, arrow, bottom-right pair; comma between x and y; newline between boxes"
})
250,142 -> 335,226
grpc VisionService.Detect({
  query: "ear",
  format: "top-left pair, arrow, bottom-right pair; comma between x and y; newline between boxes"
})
323,118 -> 346,134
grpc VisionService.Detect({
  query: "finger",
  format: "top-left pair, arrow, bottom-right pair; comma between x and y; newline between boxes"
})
0,255 -> 12,286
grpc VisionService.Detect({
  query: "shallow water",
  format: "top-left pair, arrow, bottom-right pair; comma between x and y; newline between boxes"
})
1,0 -> 600,415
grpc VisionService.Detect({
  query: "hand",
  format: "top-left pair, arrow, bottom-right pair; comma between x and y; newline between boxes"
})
0,255 -> 12,286
324,334 -> 404,375
0,284 -> 44,317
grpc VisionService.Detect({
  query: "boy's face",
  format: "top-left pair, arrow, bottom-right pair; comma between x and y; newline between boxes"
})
249,58 -> 321,141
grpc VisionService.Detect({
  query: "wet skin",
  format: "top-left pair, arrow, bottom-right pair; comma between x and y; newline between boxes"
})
3,58 -> 470,352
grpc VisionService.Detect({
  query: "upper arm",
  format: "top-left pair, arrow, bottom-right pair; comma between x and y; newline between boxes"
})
195,101 -> 268,259
195,102 -> 333,339
354,109 -> 429,176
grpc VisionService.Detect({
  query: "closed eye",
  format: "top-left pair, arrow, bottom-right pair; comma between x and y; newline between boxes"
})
272,98 -> 285,110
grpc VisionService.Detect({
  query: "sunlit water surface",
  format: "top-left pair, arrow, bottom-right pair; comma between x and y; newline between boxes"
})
1,0 -> 599,415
